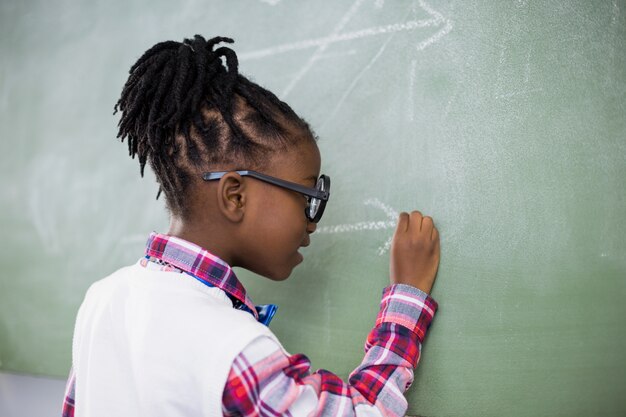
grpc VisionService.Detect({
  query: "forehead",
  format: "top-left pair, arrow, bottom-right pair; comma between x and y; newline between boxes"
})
267,140 -> 321,182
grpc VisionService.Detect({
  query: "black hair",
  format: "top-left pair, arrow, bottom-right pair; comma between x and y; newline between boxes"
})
113,35 -> 316,218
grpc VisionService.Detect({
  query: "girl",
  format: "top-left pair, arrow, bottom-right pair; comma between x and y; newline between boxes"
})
62,35 -> 440,417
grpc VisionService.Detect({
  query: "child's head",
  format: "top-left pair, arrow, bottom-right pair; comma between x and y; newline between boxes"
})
114,35 -> 328,280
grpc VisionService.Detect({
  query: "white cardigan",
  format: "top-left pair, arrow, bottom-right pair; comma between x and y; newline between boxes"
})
72,260 -> 277,416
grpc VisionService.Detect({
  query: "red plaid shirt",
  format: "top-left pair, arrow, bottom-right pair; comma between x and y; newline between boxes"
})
63,232 -> 438,416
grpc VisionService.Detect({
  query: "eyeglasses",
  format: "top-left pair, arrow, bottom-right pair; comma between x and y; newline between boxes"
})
202,170 -> 331,223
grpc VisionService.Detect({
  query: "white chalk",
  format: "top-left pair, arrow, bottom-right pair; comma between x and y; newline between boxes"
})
279,0 -> 366,98
317,198 -> 399,255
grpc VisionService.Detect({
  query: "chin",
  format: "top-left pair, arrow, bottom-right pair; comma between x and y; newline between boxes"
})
246,254 -> 301,281
266,268 -> 293,281
266,252 -> 305,281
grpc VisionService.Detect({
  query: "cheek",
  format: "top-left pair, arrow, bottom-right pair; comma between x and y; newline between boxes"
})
268,203 -> 306,243
253,193 -> 305,244
241,194 -> 307,280
249,212 -> 299,275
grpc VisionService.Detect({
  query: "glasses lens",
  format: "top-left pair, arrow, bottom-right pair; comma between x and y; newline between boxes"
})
307,176 -> 327,221
309,197 -> 320,219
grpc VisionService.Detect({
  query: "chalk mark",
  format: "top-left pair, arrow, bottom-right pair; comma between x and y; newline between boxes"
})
495,38 -> 543,100
415,0 -> 453,51
611,0 -> 620,27
407,58 -> 417,122
320,32 -> 395,131
279,0 -> 366,99
495,88 -> 543,100
239,0 -> 453,62
317,198 -> 398,255
524,45 -> 532,84
241,0 -> 453,125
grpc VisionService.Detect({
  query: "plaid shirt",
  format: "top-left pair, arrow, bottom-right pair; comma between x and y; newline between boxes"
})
63,232 -> 438,416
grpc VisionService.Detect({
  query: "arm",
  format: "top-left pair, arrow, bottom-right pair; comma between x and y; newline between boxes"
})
224,210 -> 440,416
222,284 -> 438,417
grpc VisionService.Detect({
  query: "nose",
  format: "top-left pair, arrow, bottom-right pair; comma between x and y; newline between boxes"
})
306,220 -> 317,234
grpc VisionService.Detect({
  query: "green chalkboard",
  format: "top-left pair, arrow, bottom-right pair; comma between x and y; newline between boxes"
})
1,1 -> 625,415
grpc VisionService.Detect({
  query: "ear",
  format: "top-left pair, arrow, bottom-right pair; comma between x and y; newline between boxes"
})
216,172 -> 247,222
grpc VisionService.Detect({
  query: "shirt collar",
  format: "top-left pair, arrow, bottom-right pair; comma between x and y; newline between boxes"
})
144,232 -> 259,321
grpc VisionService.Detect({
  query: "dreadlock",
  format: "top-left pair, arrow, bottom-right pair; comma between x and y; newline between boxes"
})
113,35 -> 316,218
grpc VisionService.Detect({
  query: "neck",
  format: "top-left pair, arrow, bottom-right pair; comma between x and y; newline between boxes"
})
166,216 -> 236,267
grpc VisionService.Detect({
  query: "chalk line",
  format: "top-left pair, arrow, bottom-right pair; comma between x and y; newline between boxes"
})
524,45 -> 532,84
316,220 -> 396,234
240,18 -> 441,62
407,58 -> 417,122
416,18 -> 453,50
416,0 -> 444,25
364,197 -> 399,220
279,0 -> 366,99
239,0 -> 452,102
320,31 -> 395,131
612,0 -> 620,26
377,236 -> 393,256
364,197 -> 399,255
415,0 -> 453,51
495,87 -> 543,100
316,198 -> 398,255
317,198 -> 398,234
443,86 -> 459,118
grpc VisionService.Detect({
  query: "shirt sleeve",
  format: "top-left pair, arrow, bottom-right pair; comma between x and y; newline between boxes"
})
61,366 -> 76,417
222,284 -> 438,417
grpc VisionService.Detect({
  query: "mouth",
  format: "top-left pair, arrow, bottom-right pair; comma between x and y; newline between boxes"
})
297,239 -> 310,263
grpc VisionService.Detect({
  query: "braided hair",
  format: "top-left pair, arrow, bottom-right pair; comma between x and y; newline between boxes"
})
113,35 -> 316,218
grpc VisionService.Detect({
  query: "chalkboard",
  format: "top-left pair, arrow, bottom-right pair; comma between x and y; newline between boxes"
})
1,1 -> 625,415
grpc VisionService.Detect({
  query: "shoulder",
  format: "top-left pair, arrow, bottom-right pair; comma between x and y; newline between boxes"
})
80,261 -> 141,303
86,260 -> 141,288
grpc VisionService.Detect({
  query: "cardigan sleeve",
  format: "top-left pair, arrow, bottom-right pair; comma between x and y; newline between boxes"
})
222,284 -> 438,417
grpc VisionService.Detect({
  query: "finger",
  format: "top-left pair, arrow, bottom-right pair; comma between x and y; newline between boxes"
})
431,225 -> 439,241
421,216 -> 433,233
396,212 -> 409,233
409,211 -> 423,231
